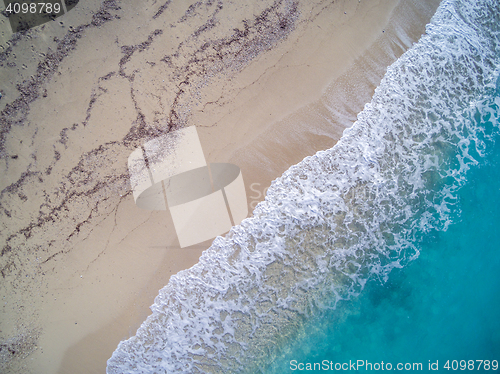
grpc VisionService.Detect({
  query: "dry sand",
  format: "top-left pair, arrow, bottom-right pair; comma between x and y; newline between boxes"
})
0,0 -> 440,372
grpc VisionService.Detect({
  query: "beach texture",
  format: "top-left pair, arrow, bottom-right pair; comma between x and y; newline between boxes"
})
0,0 -> 440,372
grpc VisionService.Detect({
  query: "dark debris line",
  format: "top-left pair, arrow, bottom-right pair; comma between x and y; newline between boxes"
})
0,0 -> 302,369
0,0 -> 300,282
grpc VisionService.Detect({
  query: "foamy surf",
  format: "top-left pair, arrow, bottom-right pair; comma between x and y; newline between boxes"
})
107,0 -> 500,372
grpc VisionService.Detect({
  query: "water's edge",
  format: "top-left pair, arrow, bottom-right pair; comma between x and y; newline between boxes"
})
107,0 -> 500,372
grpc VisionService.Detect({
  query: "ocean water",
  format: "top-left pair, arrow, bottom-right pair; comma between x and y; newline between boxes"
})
107,0 -> 500,372
266,125 -> 500,373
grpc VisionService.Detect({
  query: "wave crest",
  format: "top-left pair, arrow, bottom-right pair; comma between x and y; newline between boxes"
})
107,0 -> 500,372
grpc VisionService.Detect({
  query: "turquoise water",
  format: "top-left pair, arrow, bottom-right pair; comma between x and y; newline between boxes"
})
267,129 -> 500,373
107,0 -> 500,372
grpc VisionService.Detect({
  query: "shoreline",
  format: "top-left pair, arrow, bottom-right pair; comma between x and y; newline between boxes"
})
0,0 -> 440,372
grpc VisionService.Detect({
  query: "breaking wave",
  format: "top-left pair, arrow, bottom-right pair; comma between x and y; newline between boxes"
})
107,0 -> 500,372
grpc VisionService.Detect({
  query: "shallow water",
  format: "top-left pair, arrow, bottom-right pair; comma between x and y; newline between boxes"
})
267,134 -> 500,373
107,0 -> 500,372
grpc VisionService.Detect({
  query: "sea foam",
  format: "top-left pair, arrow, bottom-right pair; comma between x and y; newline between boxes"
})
107,0 -> 500,372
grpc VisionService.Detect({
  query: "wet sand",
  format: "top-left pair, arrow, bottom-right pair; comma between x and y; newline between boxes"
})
0,0 -> 440,372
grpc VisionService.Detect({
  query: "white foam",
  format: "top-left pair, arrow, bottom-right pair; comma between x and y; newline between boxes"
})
107,0 -> 500,372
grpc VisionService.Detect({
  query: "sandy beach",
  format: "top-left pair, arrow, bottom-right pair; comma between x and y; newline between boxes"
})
0,0 -> 440,372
